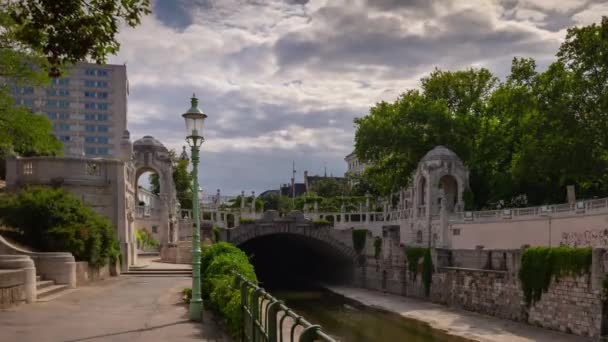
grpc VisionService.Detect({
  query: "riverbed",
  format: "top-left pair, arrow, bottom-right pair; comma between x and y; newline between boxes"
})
273,289 -> 462,342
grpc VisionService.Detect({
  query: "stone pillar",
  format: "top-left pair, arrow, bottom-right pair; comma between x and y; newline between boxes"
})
241,191 -> 245,211
251,191 -> 256,214
366,194 -> 371,224
0,256 -> 36,303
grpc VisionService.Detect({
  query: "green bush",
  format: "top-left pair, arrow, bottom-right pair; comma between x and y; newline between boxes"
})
519,246 -> 592,306
313,219 -> 331,227
0,187 -> 119,266
239,217 -> 255,225
201,242 -> 257,338
352,229 -> 368,254
136,228 -> 159,250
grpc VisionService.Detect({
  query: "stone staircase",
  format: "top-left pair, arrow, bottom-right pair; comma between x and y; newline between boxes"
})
36,275 -> 73,302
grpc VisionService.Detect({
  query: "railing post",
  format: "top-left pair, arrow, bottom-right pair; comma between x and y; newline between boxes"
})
299,325 -> 321,342
267,300 -> 282,342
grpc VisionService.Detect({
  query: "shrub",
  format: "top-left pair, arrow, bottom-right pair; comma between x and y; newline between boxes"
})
519,246 -> 591,306
405,247 -> 433,296
352,229 -> 368,254
313,219 -> 331,227
239,217 -> 255,225
0,187 -> 120,266
136,228 -> 159,250
201,242 -> 257,338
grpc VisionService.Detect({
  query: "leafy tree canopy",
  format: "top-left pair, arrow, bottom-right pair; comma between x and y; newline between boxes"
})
354,17 -> 608,209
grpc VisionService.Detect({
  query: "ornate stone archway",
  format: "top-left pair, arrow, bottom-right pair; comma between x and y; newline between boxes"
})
132,136 -> 179,253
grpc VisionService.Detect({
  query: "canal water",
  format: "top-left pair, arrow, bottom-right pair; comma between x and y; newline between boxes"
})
273,289 -> 461,342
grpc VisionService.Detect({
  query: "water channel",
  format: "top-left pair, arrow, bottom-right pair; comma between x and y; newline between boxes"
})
272,288 -> 463,342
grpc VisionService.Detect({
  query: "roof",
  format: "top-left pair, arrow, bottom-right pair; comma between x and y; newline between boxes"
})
133,136 -> 168,152
420,145 -> 461,162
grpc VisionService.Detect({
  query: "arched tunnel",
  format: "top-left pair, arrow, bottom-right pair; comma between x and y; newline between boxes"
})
237,234 -> 356,290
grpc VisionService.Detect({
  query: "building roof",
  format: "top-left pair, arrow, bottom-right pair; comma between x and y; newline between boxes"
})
420,145 -> 461,162
133,136 -> 168,152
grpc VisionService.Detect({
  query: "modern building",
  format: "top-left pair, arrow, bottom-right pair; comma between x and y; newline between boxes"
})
10,62 -> 128,158
344,150 -> 368,185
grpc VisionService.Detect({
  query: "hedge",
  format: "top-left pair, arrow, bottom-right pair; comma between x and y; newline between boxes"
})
0,187 -> 120,266
200,242 -> 257,338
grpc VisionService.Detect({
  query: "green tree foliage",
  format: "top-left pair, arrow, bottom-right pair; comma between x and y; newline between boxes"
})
259,192 -> 294,213
147,156 -> 193,209
200,242 -> 257,338
309,177 -> 348,198
5,0 -> 150,76
352,229 -> 368,254
354,17 -> 608,208
0,187 -> 120,266
135,228 -> 158,250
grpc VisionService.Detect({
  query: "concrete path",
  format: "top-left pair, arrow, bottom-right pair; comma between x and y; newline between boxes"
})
134,255 -> 192,270
327,286 -> 591,342
0,276 -> 230,342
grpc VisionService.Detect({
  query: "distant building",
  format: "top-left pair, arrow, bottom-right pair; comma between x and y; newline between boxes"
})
344,151 -> 368,185
278,170 -> 346,198
9,62 -> 128,158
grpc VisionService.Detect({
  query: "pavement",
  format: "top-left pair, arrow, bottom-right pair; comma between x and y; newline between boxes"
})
134,255 -> 192,270
0,275 -> 231,342
327,286 -> 592,342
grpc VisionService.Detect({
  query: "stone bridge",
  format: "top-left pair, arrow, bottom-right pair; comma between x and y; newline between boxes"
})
220,210 -> 359,285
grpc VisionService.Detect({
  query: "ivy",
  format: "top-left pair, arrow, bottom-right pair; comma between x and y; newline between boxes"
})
405,247 -> 433,297
373,237 -> 382,258
352,229 -> 368,254
239,217 -> 255,225
519,246 -> 592,306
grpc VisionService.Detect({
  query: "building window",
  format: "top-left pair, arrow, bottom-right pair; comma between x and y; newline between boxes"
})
47,100 -> 69,108
84,102 -> 108,110
47,89 -> 69,96
23,162 -> 33,175
15,98 -> 34,107
85,147 -> 96,155
98,136 -> 109,143
97,125 -> 108,132
85,80 -> 108,88
85,125 -> 96,132
97,148 -> 109,155
58,113 -> 70,119
85,113 -> 96,121
85,68 -> 108,77
97,114 -> 108,121
51,78 -> 69,85
453,228 -> 461,236
84,91 -> 108,99
46,112 -> 58,119
152,226 -> 158,233
59,136 -> 71,142
85,136 -> 96,143
54,123 -> 70,131
13,86 -> 34,95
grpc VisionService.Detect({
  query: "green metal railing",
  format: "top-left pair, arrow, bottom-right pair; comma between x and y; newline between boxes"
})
235,274 -> 336,342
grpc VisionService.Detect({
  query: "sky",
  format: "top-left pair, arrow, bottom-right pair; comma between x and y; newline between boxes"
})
108,0 -> 608,195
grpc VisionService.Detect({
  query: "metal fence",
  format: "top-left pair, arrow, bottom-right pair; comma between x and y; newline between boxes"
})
235,274 -> 336,342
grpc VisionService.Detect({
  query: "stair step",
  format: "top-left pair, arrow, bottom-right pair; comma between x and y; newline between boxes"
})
36,275 -> 41,282
37,284 -> 69,299
37,288 -> 77,302
36,280 -> 55,290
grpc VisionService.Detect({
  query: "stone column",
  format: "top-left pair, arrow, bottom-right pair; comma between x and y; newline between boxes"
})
251,191 -> 256,214
240,190 -> 245,211
365,194 -> 371,224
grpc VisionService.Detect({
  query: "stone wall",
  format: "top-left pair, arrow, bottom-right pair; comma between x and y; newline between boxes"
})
0,270 -> 24,309
75,262 -> 111,286
354,225 -> 608,339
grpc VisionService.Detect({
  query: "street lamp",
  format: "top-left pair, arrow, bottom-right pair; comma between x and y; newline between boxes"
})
182,93 -> 207,321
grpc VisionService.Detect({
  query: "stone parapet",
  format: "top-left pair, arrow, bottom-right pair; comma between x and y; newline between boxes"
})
0,255 -> 36,303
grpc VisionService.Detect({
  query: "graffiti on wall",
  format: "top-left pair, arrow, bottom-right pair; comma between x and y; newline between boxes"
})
560,229 -> 608,248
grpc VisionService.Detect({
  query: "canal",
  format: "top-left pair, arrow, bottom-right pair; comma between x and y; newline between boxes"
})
272,288 -> 462,342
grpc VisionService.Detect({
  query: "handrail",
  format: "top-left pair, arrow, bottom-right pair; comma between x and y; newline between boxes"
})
235,273 -> 336,342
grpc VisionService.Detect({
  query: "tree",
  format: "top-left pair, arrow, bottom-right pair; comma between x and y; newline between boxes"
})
4,0 -> 151,76
309,177 -> 348,198
173,159 -> 193,210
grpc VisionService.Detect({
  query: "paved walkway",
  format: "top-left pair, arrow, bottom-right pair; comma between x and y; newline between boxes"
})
134,255 -> 192,270
0,276 -> 230,342
327,286 -> 591,342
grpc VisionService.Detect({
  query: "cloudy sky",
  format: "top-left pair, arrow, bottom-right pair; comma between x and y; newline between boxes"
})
109,0 -> 607,195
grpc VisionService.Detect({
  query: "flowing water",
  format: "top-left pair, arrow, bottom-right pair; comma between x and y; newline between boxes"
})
273,289 -> 462,342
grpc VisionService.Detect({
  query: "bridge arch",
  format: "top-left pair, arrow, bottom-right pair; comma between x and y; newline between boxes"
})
225,211 -> 358,287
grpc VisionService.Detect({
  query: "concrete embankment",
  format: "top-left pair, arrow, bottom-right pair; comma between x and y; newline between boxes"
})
326,286 -> 591,342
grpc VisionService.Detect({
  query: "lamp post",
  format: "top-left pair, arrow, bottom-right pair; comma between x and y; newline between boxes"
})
182,94 -> 207,321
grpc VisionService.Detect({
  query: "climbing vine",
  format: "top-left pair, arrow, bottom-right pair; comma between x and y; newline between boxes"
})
352,229 -> 368,254
519,246 -> 592,306
405,247 -> 434,296
373,237 -> 382,258
213,226 -> 220,242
